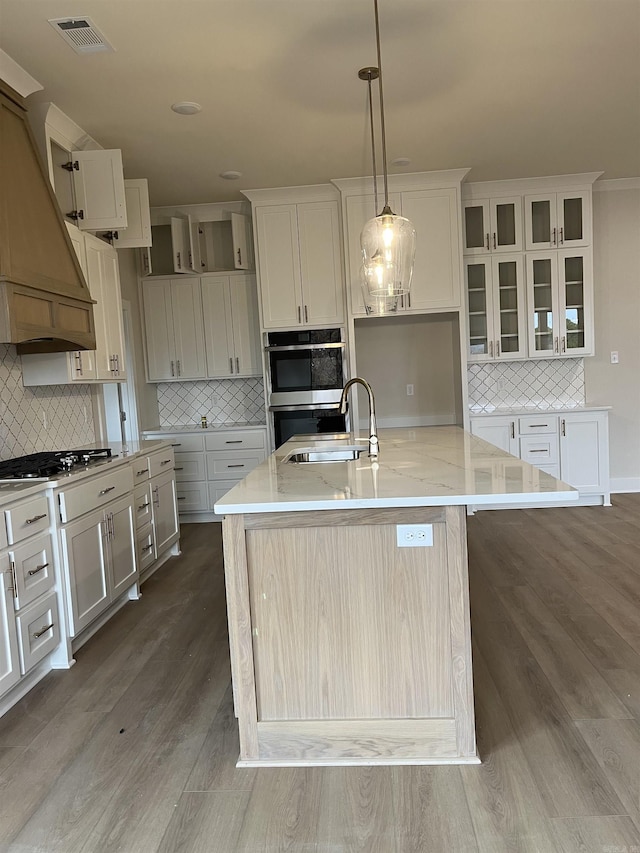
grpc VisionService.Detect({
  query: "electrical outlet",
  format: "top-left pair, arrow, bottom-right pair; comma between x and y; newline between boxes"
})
610,351 -> 619,364
396,524 -> 433,547
406,384 -> 414,396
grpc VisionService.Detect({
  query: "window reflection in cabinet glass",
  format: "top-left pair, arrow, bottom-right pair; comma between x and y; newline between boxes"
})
531,201 -> 551,245
564,255 -> 585,349
563,197 -> 583,242
532,258 -> 553,352
467,262 -> 488,354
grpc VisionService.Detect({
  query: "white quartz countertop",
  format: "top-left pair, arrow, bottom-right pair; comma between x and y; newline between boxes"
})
142,423 -> 267,434
469,405 -> 611,416
214,426 -> 577,515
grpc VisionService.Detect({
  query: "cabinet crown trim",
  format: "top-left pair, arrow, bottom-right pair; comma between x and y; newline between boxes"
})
332,168 -> 471,196
242,184 -> 339,205
463,172 -> 604,199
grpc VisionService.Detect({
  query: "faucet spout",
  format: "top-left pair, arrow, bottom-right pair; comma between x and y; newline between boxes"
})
339,377 -> 379,459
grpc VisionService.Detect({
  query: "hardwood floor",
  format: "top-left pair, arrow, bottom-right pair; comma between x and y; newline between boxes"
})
1,497 -> 640,852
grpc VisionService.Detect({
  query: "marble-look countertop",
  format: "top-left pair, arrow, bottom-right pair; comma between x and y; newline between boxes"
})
142,423 -> 267,434
469,404 -> 611,417
214,426 -> 577,515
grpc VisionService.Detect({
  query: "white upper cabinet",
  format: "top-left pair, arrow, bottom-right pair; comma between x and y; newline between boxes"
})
463,196 -> 522,255
524,190 -> 591,250
231,212 -> 251,270
466,254 -> 527,362
201,274 -> 261,378
254,199 -> 344,329
68,149 -> 128,231
113,179 -> 152,249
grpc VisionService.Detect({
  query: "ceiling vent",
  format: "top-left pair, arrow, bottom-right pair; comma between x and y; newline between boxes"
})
48,17 -> 115,54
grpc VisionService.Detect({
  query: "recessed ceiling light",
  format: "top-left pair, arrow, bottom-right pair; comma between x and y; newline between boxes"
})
171,101 -> 202,115
220,170 -> 242,180
391,157 -> 411,167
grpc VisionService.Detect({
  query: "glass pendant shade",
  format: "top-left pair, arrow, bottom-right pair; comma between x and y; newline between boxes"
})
361,209 -> 416,299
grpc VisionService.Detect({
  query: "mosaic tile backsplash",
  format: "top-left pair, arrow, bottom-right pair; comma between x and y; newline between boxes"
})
0,345 -> 95,460
157,378 -> 265,427
468,359 -> 585,413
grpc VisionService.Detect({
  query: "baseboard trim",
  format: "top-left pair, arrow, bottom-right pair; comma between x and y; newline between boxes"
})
610,477 -> 640,493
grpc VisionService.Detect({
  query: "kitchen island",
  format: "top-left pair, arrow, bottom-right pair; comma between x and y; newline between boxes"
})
214,426 -> 576,767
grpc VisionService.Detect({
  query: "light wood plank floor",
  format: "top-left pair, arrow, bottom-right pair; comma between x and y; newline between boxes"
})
1,497 -> 640,852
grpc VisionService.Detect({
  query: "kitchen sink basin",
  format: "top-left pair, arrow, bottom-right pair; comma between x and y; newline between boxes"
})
286,446 -> 367,464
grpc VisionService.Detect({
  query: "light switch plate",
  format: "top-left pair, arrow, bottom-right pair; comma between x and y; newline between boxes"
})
396,524 -> 433,547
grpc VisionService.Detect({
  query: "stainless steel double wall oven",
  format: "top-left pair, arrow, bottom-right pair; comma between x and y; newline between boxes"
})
265,328 -> 347,447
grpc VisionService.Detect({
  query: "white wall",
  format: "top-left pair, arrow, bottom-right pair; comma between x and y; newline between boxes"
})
587,182 -> 640,490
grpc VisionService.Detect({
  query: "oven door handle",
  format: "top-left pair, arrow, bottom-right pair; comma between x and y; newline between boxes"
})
269,403 -> 342,412
265,342 -> 345,352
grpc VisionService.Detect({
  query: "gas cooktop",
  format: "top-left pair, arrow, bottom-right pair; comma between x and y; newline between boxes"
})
0,449 -> 112,481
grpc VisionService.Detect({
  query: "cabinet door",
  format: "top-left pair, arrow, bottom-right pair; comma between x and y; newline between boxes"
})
463,199 -> 490,255
113,179 -> 152,249
171,215 -> 198,274
556,191 -> 591,248
60,508 -> 110,636
152,470 -> 179,555
558,250 -> 592,356
98,244 -> 127,379
470,417 -> 518,455
297,201 -> 344,325
108,497 -> 137,599
491,255 -> 527,359
524,194 -> 558,250
0,570 -> 20,696
201,275 -> 233,377
231,212 -> 251,270
71,149 -> 127,231
490,197 -> 522,253
526,253 -> 560,358
142,280 -> 174,381
401,188 -> 461,311
560,412 -> 606,493
229,275 -> 262,376
170,278 -> 207,379
344,193 -> 402,316
465,259 -> 493,361
255,205 -> 302,328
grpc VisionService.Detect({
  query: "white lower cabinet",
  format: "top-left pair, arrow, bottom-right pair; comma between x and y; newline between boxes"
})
470,408 -> 610,506
0,573 -> 20,696
131,448 -> 179,578
151,469 -> 179,556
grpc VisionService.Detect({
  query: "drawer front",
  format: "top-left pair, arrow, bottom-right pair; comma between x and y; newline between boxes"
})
518,415 -> 558,436
134,484 -> 153,529
205,430 -> 267,452
520,435 -> 559,466
16,591 -> 60,675
175,481 -> 209,513
174,452 -> 207,482
10,532 -> 55,610
5,495 -> 50,545
148,435 -> 205,453
206,451 -> 266,481
136,524 -> 156,571
58,465 -> 133,523
132,457 -> 152,484
209,479 -> 243,507
148,448 -> 175,479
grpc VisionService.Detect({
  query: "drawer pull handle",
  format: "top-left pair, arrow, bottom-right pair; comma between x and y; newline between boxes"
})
177,496 -> 187,501
528,424 -> 549,428
174,467 -> 184,471
25,513 -> 47,525
225,440 -> 243,444
28,563 -> 49,576
142,544 -> 154,552
137,502 -> 150,511
137,468 -> 149,476
99,486 -> 116,496
33,623 -> 54,639
161,459 -> 172,465
528,449 -> 547,453
228,464 -> 245,468
171,443 -> 182,447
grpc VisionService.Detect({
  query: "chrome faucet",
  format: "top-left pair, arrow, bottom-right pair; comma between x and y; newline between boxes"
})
339,377 -> 379,459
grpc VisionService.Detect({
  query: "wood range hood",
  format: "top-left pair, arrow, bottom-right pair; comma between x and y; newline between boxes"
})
0,79 -> 95,354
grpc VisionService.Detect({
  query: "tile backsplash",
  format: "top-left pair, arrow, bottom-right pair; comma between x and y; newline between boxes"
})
0,345 -> 95,460
468,359 -> 585,413
157,378 -> 265,427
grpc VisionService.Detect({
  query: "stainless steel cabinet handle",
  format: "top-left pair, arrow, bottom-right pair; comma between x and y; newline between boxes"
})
528,423 -> 549,428
237,247 -> 242,266
229,357 -> 234,374
561,336 -> 566,354
528,449 -> 548,453
297,306 -> 302,324
174,467 -> 184,471
177,496 -> 186,501
33,623 -> 54,639
25,514 -> 47,525
176,251 -> 182,269
496,340 -> 501,357
75,353 -> 83,375
142,543 -> 154,552
188,252 -> 193,269
236,357 -> 240,373
561,418 -> 566,437
493,232 -> 497,250
304,305 -> 309,323
7,561 -> 16,593
137,502 -> 150,511
485,233 -> 490,251
225,440 -> 242,444
153,486 -> 159,506
136,468 -> 149,476
99,486 -> 116,496
176,360 -> 181,376
143,253 -> 150,274
171,361 -> 175,377
161,459 -> 172,465
489,340 -> 494,358
407,293 -> 411,308
227,464 -> 245,468
554,337 -> 559,354
559,226 -> 564,245
552,227 -> 557,246
171,443 -> 182,447
28,563 -> 49,576
510,422 -> 515,439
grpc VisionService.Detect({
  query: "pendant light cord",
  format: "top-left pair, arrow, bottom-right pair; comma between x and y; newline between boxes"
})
366,75 -> 379,216
374,0 -> 391,213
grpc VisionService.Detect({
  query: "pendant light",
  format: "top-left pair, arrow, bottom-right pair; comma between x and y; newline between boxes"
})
359,0 -> 416,314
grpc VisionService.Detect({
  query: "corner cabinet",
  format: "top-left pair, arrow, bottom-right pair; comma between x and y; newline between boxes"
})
245,188 -> 345,329
463,173 -> 601,362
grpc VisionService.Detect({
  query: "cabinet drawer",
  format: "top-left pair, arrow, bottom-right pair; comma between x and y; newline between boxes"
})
5,495 -> 50,545
136,524 -> 156,572
206,451 -> 265,480
134,484 -> 153,528
58,465 -> 133,523
175,481 -> 209,513
520,435 -> 559,466
148,448 -> 175,478
132,457 -> 152,483
174,451 -> 207,482
148,434 -> 205,453
518,415 -> 558,435
16,591 -> 60,675
9,532 -> 55,610
205,430 -> 266,452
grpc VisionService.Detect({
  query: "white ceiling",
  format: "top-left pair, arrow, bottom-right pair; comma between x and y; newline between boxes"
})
1,0 -> 639,206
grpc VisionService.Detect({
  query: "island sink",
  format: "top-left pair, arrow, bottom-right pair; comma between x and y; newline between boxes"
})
285,445 -> 367,463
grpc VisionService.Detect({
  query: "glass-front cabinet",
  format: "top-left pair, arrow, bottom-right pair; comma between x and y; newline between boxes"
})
526,250 -> 592,358
524,190 -> 591,251
466,255 -> 526,361
463,197 -> 522,255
